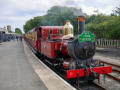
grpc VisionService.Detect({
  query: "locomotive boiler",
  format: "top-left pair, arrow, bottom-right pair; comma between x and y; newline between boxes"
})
24,16 -> 112,83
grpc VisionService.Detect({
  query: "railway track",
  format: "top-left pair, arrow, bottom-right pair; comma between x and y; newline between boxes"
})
73,82 -> 107,90
100,61 -> 120,68
93,83 -> 107,90
105,73 -> 120,83
37,55 -> 107,90
41,57 -> 120,90
26,42 -> 114,90
45,61 -> 107,90
26,40 -> 119,90
100,60 -> 120,83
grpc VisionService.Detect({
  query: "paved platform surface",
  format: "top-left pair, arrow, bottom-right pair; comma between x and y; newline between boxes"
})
0,41 -> 48,90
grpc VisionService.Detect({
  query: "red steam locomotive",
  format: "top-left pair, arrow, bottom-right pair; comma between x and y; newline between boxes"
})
24,16 -> 112,83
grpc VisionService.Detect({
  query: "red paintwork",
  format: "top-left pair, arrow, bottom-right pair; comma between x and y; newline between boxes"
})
24,26 -> 69,58
24,26 -> 112,80
61,41 -> 69,55
55,42 -> 61,51
67,69 -> 85,78
41,26 -> 63,40
63,61 -> 69,69
41,39 -> 57,58
24,28 -> 40,52
35,39 -> 40,50
40,26 -> 64,58
67,66 -> 112,79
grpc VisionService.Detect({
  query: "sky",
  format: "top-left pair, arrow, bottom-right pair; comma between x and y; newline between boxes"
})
0,0 -> 119,33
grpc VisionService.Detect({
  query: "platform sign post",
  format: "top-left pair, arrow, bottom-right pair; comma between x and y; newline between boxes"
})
78,32 -> 95,43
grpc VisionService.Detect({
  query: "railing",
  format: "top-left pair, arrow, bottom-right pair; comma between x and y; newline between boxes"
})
96,39 -> 120,48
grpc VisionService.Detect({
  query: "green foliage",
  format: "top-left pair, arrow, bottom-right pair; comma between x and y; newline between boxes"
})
23,6 -> 83,34
112,5 -> 120,16
85,14 -> 120,39
15,28 -> 22,35
8,30 -> 13,33
105,16 -> 120,39
24,5 -> 120,39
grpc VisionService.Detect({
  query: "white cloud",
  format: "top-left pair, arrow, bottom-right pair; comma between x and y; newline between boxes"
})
0,0 -> 118,33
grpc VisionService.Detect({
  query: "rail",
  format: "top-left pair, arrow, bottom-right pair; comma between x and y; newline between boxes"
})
100,60 -> 120,83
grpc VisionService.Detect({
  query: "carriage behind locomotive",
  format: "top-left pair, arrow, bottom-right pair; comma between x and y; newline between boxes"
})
24,16 -> 112,82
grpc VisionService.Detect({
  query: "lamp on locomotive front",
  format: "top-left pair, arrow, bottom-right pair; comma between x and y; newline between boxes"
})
63,20 -> 74,39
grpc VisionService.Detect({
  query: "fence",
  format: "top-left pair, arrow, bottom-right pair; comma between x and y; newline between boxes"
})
96,39 -> 120,48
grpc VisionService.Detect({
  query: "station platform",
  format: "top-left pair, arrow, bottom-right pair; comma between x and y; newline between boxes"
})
0,40 -> 47,90
0,40 -> 75,90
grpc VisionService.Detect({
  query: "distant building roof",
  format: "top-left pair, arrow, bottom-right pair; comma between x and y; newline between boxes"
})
0,27 -> 8,33
0,28 -> 5,32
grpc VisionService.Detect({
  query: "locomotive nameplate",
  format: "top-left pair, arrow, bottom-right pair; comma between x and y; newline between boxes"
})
78,31 -> 95,43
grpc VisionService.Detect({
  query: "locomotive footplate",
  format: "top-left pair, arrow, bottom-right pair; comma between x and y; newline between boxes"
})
67,66 -> 112,79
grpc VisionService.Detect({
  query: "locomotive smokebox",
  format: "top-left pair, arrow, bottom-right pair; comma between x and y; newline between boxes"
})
78,16 -> 85,34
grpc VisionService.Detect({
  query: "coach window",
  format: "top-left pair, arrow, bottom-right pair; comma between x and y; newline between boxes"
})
60,29 -> 62,34
39,33 -> 42,38
50,29 -> 52,34
39,29 -> 43,38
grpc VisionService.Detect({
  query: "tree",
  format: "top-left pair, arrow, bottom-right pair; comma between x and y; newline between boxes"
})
23,5 -> 120,39
15,28 -> 22,35
8,30 -> 13,33
112,5 -> 120,16
85,14 -> 120,39
23,6 -> 84,34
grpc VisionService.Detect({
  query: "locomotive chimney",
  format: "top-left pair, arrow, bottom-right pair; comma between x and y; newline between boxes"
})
78,16 -> 85,34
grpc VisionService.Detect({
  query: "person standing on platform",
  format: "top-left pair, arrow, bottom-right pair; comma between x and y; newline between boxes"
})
16,36 -> 18,41
20,36 -> 22,41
